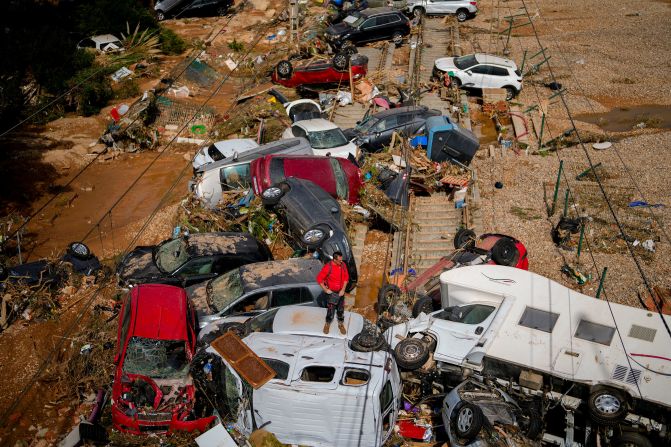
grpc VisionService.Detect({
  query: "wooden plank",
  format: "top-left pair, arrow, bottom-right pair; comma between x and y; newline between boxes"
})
211,332 -> 276,389
509,105 -> 530,145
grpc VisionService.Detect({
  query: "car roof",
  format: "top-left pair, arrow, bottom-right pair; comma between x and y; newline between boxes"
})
185,232 -> 261,256
294,118 -> 339,132
91,34 -> 121,44
361,7 -> 398,17
240,258 -> 323,292
199,138 -> 311,173
371,105 -> 431,119
130,284 -> 188,340
211,138 -> 259,157
473,53 -> 518,69
270,306 -> 365,339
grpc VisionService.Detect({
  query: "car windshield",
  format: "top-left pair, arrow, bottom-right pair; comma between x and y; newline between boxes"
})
245,307 -> 280,334
155,238 -> 189,273
344,15 -> 364,27
307,128 -> 349,149
454,54 -> 478,70
354,114 -> 377,133
123,337 -> 189,379
208,269 -> 244,312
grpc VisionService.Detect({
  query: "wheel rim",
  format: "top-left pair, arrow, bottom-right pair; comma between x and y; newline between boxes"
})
457,407 -> 474,432
278,64 -> 290,75
303,229 -> 324,243
70,242 -> 88,256
401,342 -> 422,360
457,12 -> 467,21
334,54 -> 347,68
393,34 -> 402,44
594,394 -> 621,414
262,187 -> 282,199
157,12 -> 165,20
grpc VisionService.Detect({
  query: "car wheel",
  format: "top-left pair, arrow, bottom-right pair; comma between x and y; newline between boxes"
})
456,8 -> 469,22
612,432 -> 653,447
302,225 -> 329,248
411,294 -> 436,317
67,241 -> 91,260
394,338 -> 429,370
504,86 -> 517,101
261,183 -> 289,206
377,284 -> 401,313
156,10 -> 166,21
276,60 -> 293,80
491,238 -> 519,266
452,401 -> 484,441
588,387 -> 628,426
451,76 -> 462,88
342,40 -> 357,56
392,32 -> 404,47
454,228 -> 476,250
351,331 -> 387,352
332,51 -> 349,71
413,7 -> 425,18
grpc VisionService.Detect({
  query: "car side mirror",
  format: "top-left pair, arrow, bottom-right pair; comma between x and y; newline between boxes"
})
356,120 -> 361,125
232,151 -> 239,161
466,70 -> 472,75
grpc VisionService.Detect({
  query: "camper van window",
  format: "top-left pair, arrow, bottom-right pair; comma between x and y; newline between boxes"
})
436,304 -> 495,325
518,307 -> 559,333
342,369 -> 370,386
575,320 -> 615,346
261,358 -> 290,380
301,366 -> 336,382
207,144 -> 225,162
380,380 -> 394,432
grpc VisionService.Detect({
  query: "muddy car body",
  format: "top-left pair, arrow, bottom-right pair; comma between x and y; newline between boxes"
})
260,178 -> 358,289
386,265 -> 671,429
186,258 -> 324,328
112,284 -> 215,434
251,154 -> 363,204
272,53 -> 368,88
116,232 -> 272,288
191,137 -> 313,208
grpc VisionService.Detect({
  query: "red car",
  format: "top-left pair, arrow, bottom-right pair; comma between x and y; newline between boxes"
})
251,154 -> 363,204
380,229 -> 529,316
271,53 -> 368,88
112,284 -> 215,435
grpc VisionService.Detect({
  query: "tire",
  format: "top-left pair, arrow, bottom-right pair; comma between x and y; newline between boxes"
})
452,402 -> 484,442
504,86 -> 517,101
392,32 -> 404,47
491,238 -> 519,266
261,183 -> 288,206
413,7 -> 425,18
351,331 -> 386,352
332,52 -> 349,71
302,225 -> 329,248
456,9 -> 469,22
377,284 -> 401,312
587,387 -> 628,426
412,294 -> 436,317
199,322 -> 245,346
451,76 -> 462,87
342,41 -> 357,56
394,338 -> 429,370
156,10 -> 166,21
612,432 -> 653,447
454,228 -> 476,250
67,241 -> 91,260
276,60 -> 293,80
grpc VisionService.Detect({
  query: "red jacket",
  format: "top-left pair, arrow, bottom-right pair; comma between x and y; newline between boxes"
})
316,261 -> 349,292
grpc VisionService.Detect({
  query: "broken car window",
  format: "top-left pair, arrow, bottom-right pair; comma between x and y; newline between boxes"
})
246,307 -> 280,333
342,369 -> 370,385
436,304 -> 495,325
155,238 -> 189,273
207,144 -> 226,162
221,164 -> 251,190
354,114 -> 377,133
307,128 -> 349,150
301,366 -> 335,382
123,337 -> 189,379
454,54 -> 478,70
208,269 -> 244,312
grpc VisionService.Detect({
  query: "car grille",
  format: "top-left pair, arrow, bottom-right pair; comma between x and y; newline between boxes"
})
139,424 -> 170,433
137,412 -> 172,422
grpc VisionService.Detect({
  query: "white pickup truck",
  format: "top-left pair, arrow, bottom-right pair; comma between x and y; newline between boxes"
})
405,0 -> 477,21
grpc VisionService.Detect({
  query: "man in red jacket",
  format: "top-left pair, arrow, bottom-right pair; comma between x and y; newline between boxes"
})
316,251 -> 349,335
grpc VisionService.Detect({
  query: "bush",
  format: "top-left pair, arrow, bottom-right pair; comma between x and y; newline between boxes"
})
74,70 -> 114,116
113,78 -> 140,99
228,39 -> 244,52
159,27 -> 187,55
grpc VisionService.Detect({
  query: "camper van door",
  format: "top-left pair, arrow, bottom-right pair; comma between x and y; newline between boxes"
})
431,303 -> 499,364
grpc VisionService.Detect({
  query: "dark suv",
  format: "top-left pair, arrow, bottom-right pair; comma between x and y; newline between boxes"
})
324,8 -> 411,48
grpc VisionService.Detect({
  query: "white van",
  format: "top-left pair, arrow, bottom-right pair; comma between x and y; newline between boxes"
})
385,265 -> 671,429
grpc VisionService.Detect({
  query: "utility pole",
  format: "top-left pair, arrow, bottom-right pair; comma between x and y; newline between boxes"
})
289,0 -> 299,43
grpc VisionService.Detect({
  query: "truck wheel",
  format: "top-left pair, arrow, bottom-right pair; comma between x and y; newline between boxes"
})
454,228 -> 476,249
351,331 -> 387,352
491,238 -> 519,266
452,401 -> 484,441
377,284 -> 401,312
394,338 -> 429,370
612,432 -> 653,447
456,9 -> 469,22
156,10 -> 166,21
412,294 -> 435,317
276,60 -> 293,80
332,52 -> 349,71
588,387 -> 628,426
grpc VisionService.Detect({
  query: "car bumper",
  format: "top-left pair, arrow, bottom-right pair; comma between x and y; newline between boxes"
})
112,405 -> 216,435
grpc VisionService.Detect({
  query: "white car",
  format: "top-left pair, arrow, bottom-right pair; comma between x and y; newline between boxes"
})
406,0 -> 477,21
191,138 -> 259,171
433,53 -> 522,100
282,119 -> 359,159
76,34 -> 125,53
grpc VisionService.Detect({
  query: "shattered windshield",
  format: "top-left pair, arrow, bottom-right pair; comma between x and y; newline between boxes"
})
308,128 -> 349,149
123,337 -> 189,379
454,55 -> 478,70
155,238 -> 189,273
246,308 -> 280,334
208,269 -> 244,312
355,114 -> 377,133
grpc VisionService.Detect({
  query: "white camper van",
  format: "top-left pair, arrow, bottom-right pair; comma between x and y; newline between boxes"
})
385,265 -> 671,430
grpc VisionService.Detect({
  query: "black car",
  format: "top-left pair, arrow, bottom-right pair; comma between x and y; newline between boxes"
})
154,0 -> 233,21
116,232 -> 272,287
260,178 -> 358,290
324,8 -> 411,49
344,105 -> 441,151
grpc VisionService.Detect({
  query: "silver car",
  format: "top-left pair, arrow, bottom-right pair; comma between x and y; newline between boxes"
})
406,0 -> 477,21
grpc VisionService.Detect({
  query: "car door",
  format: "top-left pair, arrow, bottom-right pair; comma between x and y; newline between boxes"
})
357,17 -> 380,43
371,114 -> 400,147
487,66 -> 511,89
460,64 -> 488,89
469,64 -> 499,88
270,287 -> 315,307
426,0 -> 448,14
174,256 -> 217,286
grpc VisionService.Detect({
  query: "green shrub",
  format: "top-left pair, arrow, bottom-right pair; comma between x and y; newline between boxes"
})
74,69 -> 114,116
159,27 -> 187,55
114,78 -> 140,99
228,39 -> 244,52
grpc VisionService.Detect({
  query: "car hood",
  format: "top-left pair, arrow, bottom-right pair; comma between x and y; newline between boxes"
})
434,57 -> 458,72
117,247 -> 161,283
326,22 -> 352,37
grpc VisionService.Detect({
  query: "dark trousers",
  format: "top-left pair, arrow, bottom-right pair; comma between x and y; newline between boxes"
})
320,292 -> 344,323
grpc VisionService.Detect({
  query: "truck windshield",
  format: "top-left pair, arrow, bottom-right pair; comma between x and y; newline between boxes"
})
454,54 -> 478,70
123,337 -> 189,379
308,128 -> 349,149
208,269 -> 244,312
437,304 -> 495,324
155,238 -> 189,273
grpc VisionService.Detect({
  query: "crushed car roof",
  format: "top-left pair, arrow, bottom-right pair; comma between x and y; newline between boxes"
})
185,232 -> 261,256
240,258 -> 322,291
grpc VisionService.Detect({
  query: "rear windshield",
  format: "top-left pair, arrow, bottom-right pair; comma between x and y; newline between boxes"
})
207,144 -> 226,162
454,55 -> 478,70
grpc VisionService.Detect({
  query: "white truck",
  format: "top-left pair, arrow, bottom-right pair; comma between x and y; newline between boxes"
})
405,0 -> 477,21
385,265 -> 671,440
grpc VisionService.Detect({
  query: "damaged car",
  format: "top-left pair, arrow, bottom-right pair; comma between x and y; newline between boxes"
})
192,138 -> 259,172
116,232 -> 272,288
282,118 -> 358,159
251,154 -> 363,204
260,178 -> 358,289
324,7 -> 411,48
112,284 -> 216,434
272,53 -> 368,88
